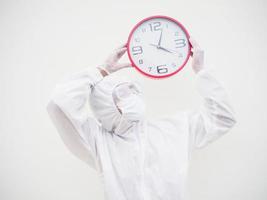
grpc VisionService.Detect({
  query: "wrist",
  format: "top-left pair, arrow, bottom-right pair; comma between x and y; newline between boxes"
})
97,66 -> 109,77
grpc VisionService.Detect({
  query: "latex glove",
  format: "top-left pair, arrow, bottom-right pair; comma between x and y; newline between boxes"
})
98,43 -> 132,75
189,37 -> 204,73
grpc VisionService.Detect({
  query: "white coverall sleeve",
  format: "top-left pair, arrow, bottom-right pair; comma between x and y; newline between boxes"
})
186,69 -> 237,153
46,67 -> 104,170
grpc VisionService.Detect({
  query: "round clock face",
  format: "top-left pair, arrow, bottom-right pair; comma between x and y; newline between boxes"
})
127,15 -> 191,78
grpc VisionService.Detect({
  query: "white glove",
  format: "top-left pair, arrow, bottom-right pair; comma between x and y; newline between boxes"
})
189,37 -> 204,73
98,43 -> 133,75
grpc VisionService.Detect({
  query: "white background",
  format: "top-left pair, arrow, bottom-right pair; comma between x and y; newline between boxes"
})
0,0 -> 266,199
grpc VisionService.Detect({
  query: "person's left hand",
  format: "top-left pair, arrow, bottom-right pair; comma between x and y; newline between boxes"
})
189,37 -> 204,73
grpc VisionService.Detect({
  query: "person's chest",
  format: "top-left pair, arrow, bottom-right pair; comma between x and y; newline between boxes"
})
99,119 -> 190,194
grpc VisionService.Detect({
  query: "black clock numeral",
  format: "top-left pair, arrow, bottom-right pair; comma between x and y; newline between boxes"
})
175,39 -> 186,48
132,46 -> 143,55
149,21 -> 161,31
139,59 -> 143,64
148,67 -> 152,72
157,65 -> 168,74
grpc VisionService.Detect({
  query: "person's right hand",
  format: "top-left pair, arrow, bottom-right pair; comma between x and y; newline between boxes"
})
98,43 -> 133,75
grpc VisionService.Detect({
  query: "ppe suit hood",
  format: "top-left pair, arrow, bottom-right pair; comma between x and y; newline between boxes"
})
89,74 -> 145,135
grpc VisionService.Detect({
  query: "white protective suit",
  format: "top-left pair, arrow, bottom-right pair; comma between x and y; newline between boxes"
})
46,64 -> 236,200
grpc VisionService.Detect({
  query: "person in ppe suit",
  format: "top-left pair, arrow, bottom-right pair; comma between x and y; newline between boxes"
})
46,37 -> 236,200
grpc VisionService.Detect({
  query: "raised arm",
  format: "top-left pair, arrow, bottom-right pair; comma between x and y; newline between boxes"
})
46,43 -> 132,170
46,67 -> 105,170
186,37 -> 237,154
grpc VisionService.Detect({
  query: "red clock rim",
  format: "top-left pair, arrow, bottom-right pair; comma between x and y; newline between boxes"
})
126,15 -> 191,79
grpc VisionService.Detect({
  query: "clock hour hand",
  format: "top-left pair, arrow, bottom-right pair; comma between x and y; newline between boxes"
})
159,46 -> 179,54
158,46 -> 174,53
149,43 -> 159,48
149,43 -> 177,54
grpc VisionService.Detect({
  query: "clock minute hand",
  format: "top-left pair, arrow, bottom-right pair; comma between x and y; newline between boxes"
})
157,28 -> 163,47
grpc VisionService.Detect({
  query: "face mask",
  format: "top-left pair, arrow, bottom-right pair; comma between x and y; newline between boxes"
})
90,75 -> 145,135
112,82 -> 146,128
